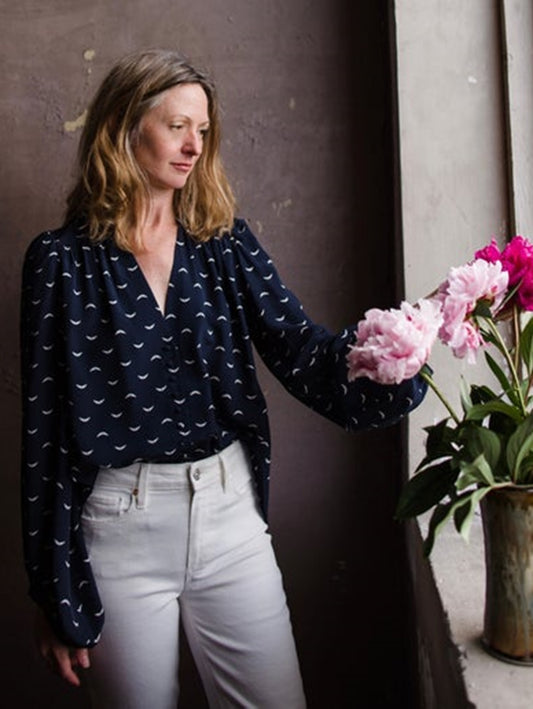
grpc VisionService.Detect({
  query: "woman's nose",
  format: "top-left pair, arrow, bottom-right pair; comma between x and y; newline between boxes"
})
183,130 -> 202,155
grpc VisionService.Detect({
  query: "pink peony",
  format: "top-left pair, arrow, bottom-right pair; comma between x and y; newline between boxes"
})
475,235 -> 533,311
347,299 -> 442,385
437,259 -> 508,362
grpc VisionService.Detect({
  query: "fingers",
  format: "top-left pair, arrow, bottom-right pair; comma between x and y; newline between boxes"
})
42,644 -> 91,687
74,647 -> 91,670
52,645 -> 82,687
34,610 -> 90,686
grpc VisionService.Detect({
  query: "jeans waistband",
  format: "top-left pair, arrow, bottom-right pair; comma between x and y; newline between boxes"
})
94,440 -> 250,508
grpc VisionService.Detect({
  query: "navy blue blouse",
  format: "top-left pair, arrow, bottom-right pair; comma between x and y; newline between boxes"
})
21,217 -> 427,647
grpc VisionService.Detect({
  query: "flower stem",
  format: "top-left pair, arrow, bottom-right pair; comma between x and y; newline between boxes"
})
513,305 -> 521,377
420,368 -> 461,424
484,316 -> 528,416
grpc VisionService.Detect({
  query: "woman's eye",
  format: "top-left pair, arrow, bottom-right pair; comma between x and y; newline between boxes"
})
171,124 -> 183,131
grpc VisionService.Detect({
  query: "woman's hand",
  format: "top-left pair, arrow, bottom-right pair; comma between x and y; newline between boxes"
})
34,609 -> 91,687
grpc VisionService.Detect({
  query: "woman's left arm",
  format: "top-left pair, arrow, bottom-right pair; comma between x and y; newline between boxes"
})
231,219 -> 427,431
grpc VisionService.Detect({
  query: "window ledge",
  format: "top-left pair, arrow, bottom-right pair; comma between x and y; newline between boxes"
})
426,511 -> 533,708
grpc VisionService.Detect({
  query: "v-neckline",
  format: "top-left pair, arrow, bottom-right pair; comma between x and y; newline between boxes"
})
127,226 -> 181,320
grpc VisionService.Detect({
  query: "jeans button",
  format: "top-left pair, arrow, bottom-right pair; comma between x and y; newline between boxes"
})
193,470 -> 201,481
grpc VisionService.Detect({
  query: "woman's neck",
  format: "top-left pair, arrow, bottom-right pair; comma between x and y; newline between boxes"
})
136,193 -> 178,252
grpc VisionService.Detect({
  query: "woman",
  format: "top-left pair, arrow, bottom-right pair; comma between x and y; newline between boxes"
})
21,49 -> 426,708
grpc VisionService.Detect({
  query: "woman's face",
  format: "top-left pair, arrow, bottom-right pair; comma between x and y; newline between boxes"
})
132,82 -> 210,195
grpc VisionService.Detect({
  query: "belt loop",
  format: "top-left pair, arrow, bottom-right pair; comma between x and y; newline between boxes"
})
219,455 -> 228,493
133,463 -> 150,509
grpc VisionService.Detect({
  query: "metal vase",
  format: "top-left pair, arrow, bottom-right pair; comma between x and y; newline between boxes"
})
481,487 -> 533,664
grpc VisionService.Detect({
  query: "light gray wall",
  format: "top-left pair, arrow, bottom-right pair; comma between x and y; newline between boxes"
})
2,2 -> 414,707
397,0 -> 508,467
394,1 -> 531,705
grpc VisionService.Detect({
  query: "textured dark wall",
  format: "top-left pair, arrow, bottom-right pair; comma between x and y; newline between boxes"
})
1,2 -> 413,707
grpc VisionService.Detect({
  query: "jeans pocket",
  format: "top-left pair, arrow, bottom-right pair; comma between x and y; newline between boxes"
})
226,467 -> 263,525
81,490 -> 134,523
231,475 -> 256,497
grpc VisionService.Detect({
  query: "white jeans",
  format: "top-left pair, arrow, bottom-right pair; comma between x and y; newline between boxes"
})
81,440 -> 306,709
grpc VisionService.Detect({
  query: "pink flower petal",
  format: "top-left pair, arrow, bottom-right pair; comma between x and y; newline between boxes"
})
347,299 -> 442,384
437,259 -> 508,361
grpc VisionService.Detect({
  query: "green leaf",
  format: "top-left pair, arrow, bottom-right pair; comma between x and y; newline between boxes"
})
519,315 -> 533,372
418,419 -> 457,466
455,464 -> 485,491
396,461 -> 458,519
506,414 -> 533,480
487,410 -> 518,441
517,451 -> 533,484
485,351 -> 519,406
480,327 -> 499,348
470,384 -> 500,404
522,378 -> 531,400
423,502 -> 455,556
456,454 -> 495,489
452,497 -> 471,537
498,280 -> 521,312
466,400 -> 523,424
514,440 -> 533,484
460,377 -> 472,415
459,426 -> 501,471
453,487 -> 493,542
473,301 -> 493,319
424,487 -> 493,555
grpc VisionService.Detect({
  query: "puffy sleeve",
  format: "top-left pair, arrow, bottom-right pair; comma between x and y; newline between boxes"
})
20,232 -> 103,647
232,219 -> 427,430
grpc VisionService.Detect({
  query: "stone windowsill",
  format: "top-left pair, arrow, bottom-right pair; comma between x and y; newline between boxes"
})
426,510 -> 533,708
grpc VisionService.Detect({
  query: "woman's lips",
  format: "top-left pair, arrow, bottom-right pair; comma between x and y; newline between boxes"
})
171,162 -> 193,172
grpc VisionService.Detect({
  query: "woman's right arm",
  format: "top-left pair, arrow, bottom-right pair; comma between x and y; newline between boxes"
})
21,234 -> 69,614
21,233 -> 100,671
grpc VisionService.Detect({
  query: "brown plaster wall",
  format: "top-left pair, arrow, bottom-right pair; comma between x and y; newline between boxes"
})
0,1 -> 414,706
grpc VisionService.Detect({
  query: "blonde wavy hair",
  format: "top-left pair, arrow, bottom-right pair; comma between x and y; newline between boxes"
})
65,49 -> 236,248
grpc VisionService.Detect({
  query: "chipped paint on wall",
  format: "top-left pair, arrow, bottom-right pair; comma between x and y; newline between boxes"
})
271,198 -> 293,216
84,49 -> 96,75
64,108 -> 87,133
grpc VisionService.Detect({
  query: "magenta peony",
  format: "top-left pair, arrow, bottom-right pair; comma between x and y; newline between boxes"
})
346,299 -> 442,385
474,238 -> 502,263
475,235 -> 533,311
436,259 -> 508,362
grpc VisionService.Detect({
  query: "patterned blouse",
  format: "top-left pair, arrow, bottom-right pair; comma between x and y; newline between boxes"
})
20,217 -> 427,647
